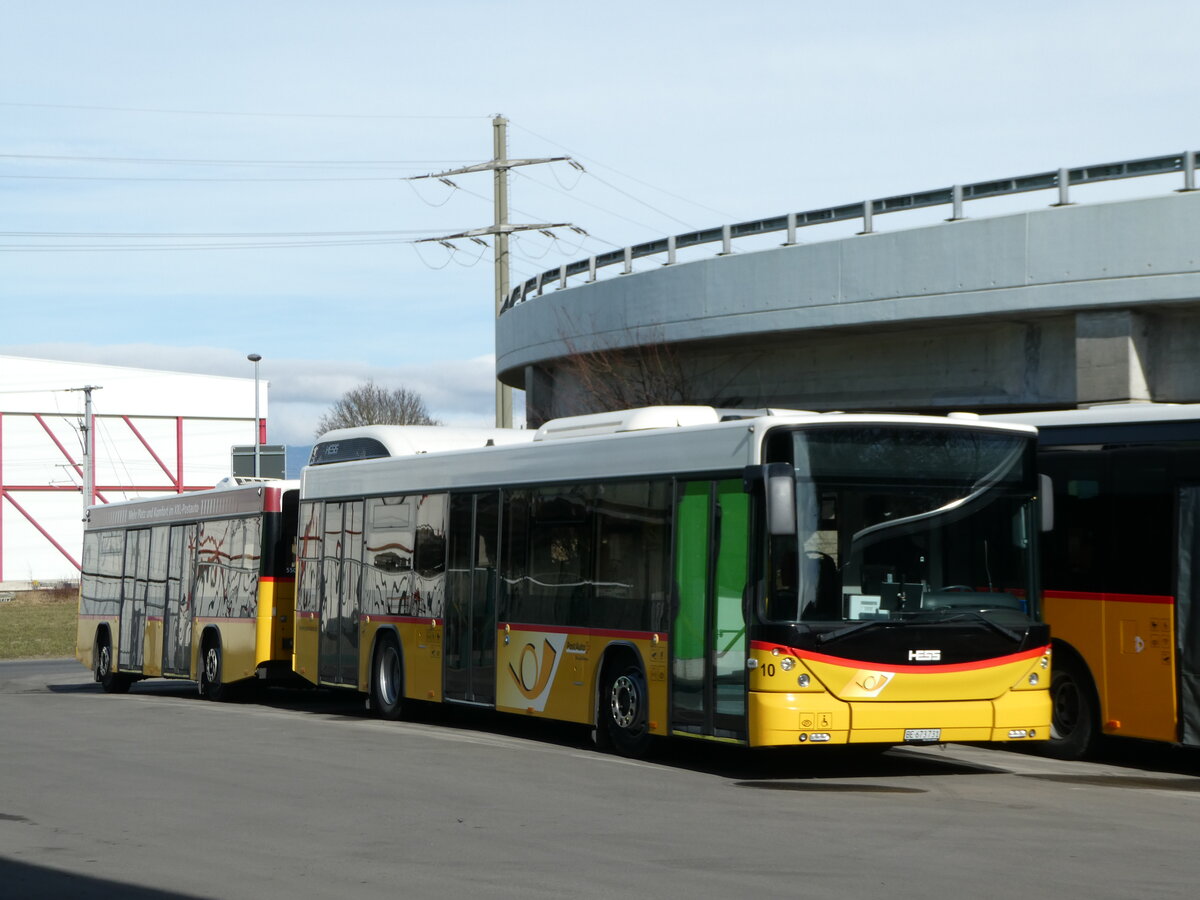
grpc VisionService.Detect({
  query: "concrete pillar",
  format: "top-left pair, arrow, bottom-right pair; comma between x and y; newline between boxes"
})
1074,310 -> 1151,405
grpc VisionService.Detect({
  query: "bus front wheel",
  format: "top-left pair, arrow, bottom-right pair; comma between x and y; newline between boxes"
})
96,632 -> 130,694
199,640 -> 232,702
1044,653 -> 1097,760
600,662 -> 652,758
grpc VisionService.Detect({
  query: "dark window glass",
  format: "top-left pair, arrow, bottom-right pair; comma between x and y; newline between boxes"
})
500,480 -> 672,632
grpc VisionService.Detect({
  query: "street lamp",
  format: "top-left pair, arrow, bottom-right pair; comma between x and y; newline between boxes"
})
247,353 -> 262,477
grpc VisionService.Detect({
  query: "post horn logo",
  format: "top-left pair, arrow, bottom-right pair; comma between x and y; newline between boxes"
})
509,639 -> 558,700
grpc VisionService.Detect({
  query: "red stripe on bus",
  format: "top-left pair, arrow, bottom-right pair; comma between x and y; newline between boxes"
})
368,615 -> 442,626
750,640 -> 1049,674
259,576 -> 295,584
1044,589 -> 1175,605
502,622 -> 660,642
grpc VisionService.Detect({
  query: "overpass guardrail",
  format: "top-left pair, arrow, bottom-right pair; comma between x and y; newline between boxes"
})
500,149 -> 1199,314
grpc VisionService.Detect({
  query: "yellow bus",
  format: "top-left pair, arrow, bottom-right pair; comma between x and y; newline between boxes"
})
295,408 -> 1049,755
76,478 -> 298,698
989,404 -> 1200,758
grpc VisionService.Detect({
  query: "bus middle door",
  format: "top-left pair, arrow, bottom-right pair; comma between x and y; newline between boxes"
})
671,479 -> 749,741
444,492 -> 500,705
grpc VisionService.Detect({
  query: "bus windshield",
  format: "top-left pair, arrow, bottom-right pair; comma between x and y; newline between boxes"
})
765,426 -> 1037,625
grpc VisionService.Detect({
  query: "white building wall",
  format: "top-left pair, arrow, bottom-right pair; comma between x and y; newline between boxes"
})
0,356 -> 265,586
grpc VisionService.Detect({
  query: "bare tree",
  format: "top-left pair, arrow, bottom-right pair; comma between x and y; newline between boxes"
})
528,318 -> 755,425
315,381 -> 440,437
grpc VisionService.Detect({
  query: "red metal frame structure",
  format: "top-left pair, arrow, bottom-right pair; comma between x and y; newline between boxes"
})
0,411 -> 261,580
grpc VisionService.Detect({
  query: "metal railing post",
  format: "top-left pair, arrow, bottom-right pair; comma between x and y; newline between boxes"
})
622,246 -> 632,275
1184,150 -> 1196,192
665,235 -> 676,265
949,184 -> 964,221
587,256 -> 597,282
1056,168 -> 1071,206
558,264 -> 567,289
720,224 -> 732,255
784,212 -> 797,246
860,199 -> 874,234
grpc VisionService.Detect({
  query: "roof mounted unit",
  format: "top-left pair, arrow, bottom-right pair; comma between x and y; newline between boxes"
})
534,406 -> 722,441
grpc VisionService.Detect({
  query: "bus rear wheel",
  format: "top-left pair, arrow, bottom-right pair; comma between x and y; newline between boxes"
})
370,636 -> 405,720
96,632 -> 131,694
600,662 -> 652,758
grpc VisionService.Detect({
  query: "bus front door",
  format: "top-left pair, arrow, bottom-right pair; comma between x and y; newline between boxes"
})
162,524 -> 196,676
671,480 -> 749,740
444,492 -> 500,705
119,528 -> 149,672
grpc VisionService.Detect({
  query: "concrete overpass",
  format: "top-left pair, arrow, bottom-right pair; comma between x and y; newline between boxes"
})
496,153 -> 1200,424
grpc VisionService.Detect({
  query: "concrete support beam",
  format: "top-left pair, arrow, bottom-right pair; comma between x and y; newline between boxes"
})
1074,310 -> 1151,405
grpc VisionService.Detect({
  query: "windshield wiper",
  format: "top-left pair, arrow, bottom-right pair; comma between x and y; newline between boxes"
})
815,610 -> 1024,647
928,609 -> 1023,643
814,620 -> 899,646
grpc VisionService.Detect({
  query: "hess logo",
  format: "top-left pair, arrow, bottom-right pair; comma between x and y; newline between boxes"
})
907,649 -> 941,662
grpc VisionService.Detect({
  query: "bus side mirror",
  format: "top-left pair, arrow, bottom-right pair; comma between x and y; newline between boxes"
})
745,463 -> 796,536
1039,473 -> 1054,532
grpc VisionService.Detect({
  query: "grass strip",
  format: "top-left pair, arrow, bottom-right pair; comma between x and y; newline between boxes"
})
0,590 -> 78,660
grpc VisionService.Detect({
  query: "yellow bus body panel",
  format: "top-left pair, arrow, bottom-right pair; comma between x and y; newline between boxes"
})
359,617 -> 444,701
495,628 -> 669,736
293,612 -> 319,685
255,578 -> 296,667
195,618 -> 259,682
747,643 -> 1050,747
142,619 -> 163,677
1044,591 -> 1178,743
76,615 -> 115,671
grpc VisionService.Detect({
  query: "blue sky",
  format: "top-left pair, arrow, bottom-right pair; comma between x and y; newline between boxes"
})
2,1 -> 1196,444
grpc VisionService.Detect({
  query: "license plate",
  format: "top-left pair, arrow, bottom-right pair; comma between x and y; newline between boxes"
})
904,728 -> 941,742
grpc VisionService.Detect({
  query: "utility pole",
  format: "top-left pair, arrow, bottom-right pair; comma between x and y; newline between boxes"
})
411,115 -> 577,428
68,385 -> 102,519
493,116 -> 512,427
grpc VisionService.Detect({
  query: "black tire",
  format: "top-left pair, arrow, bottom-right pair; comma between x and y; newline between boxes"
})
370,635 -> 405,720
199,639 -> 233,702
1042,653 -> 1097,760
95,632 -> 131,694
599,661 -> 652,758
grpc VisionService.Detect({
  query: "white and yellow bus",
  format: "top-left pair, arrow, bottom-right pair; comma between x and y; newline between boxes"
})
294,408 -> 1050,755
76,478 -> 298,698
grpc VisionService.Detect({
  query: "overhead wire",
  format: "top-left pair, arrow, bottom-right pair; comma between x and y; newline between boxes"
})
0,100 -> 490,121
508,120 -> 734,220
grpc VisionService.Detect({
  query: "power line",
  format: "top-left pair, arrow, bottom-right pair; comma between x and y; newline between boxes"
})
0,100 -> 490,121
0,152 -> 475,167
1,228 -> 454,237
0,236 -> 439,252
1,174 -> 422,183
508,120 -> 734,220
